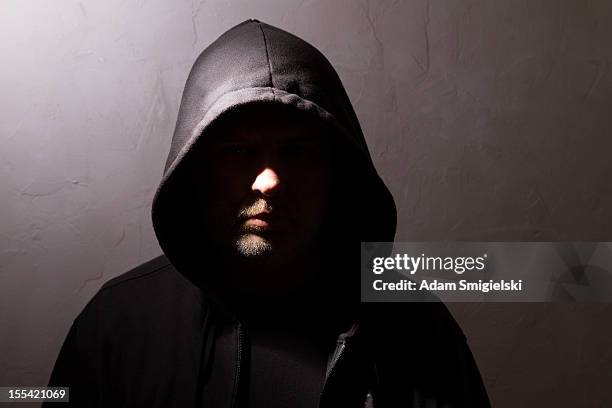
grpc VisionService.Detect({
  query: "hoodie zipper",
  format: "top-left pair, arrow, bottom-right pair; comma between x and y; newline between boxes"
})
325,338 -> 346,380
232,322 -> 245,408
319,322 -> 363,408
318,337 -> 347,408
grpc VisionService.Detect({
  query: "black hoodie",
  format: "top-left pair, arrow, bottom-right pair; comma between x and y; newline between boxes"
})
46,20 -> 490,407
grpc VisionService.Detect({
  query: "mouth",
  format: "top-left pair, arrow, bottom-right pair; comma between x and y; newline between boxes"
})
245,217 -> 270,228
242,213 -> 290,233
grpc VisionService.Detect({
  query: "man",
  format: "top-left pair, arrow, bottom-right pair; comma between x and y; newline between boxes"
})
47,20 -> 490,407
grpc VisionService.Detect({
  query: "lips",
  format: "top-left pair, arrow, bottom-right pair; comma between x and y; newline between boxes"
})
243,213 -> 290,232
245,217 -> 270,228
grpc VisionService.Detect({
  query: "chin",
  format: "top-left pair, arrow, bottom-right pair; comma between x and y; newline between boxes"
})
235,234 -> 273,258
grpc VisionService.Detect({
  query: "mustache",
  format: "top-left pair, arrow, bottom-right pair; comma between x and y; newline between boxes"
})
238,198 -> 279,219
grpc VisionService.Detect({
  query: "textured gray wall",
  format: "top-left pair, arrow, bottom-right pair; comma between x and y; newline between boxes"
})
1,1 -> 611,406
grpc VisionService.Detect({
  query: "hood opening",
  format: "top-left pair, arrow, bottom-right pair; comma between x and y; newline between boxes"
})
151,20 -> 397,308
153,98 -> 395,287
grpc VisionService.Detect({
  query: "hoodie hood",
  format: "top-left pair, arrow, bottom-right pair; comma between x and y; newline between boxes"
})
151,19 -> 396,287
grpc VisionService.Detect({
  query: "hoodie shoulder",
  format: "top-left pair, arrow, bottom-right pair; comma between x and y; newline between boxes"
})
99,254 -> 173,291
75,254 -> 204,331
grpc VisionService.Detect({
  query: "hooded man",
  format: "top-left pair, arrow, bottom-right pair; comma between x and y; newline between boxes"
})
46,20 -> 490,407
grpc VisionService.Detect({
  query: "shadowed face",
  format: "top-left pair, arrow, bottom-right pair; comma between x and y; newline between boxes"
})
196,105 -> 332,275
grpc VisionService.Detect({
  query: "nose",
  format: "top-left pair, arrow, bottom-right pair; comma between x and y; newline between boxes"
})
252,167 -> 280,196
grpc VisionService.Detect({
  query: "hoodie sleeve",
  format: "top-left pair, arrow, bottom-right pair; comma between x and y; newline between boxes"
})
366,302 -> 491,408
43,315 -> 101,408
429,305 -> 491,408
418,303 -> 490,408
453,331 -> 491,408
44,288 -> 111,408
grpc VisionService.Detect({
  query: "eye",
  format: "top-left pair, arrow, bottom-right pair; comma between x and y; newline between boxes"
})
281,142 -> 306,156
220,144 -> 253,156
279,140 -> 326,161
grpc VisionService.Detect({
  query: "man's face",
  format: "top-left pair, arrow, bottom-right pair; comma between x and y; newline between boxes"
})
196,106 -> 332,270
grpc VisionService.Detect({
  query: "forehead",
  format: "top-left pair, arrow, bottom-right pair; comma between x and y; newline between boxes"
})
211,105 -> 329,143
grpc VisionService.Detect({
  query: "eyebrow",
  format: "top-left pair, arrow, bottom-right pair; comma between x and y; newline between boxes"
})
213,133 -> 326,145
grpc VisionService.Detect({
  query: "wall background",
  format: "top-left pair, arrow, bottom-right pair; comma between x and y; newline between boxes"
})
1,1 -> 611,406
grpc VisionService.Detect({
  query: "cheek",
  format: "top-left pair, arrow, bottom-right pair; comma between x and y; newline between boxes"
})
199,168 -> 251,230
295,167 -> 332,217
206,165 -> 251,203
